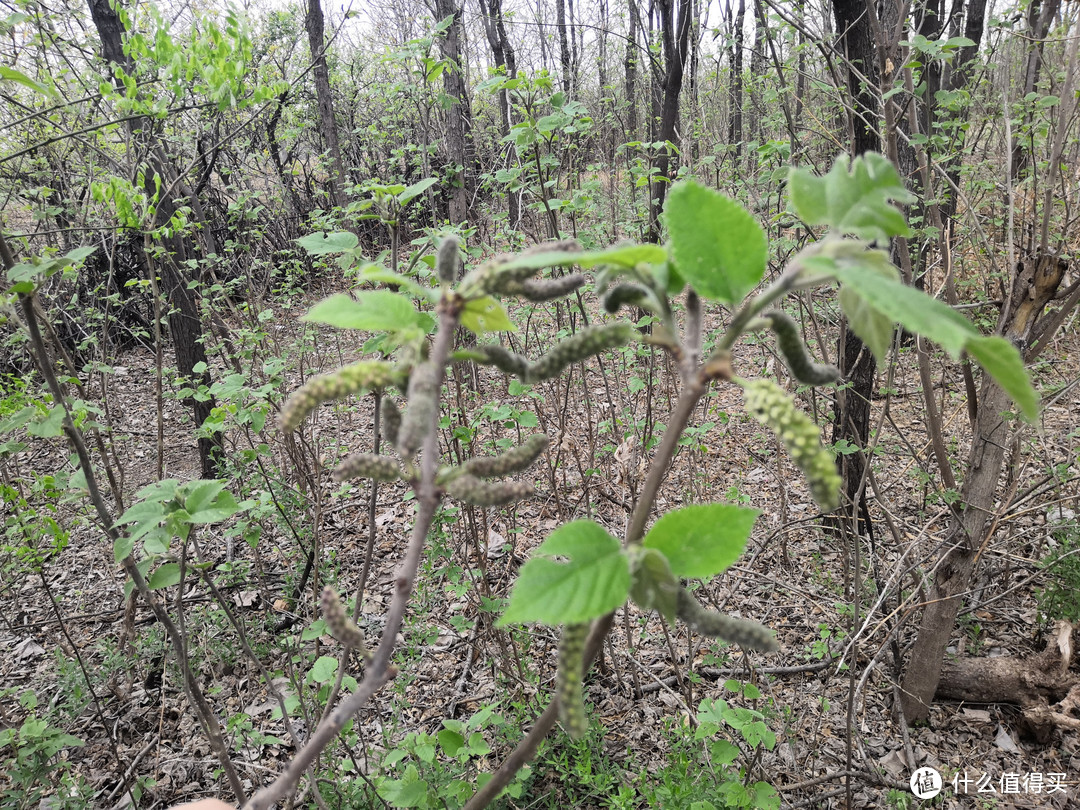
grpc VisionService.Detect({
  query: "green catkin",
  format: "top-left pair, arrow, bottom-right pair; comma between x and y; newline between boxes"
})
397,362 -> 441,460
676,588 -> 779,652
764,310 -> 841,386
332,453 -> 401,483
499,274 -> 586,302
557,622 -> 589,740
279,360 -> 402,433
471,344 -> 531,378
321,586 -> 366,650
445,474 -> 534,507
741,378 -> 842,511
436,235 -> 461,284
526,323 -> 633,383
381,398 -> 402,446
463,434 -> 549,478
602,282 -> 650,314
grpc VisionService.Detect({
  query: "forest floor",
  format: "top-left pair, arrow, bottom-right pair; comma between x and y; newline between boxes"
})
2,276 -> 1079,810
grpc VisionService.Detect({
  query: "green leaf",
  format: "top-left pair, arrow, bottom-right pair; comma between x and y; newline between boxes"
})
114,535 -> 135,563
180,480 -> 226,515
839,285 -> 895,363
396,177 -> 437,206
437,729 -> 465,757
0,65 -> 56,98
498,520 -> 630,626
26,406 -> 64,437
302,291 -> 422,333
830,265 -> 976,359
643,504 -> 760,579
628,547 -> 679,623
148,562 -> 181,589
788,153 -> 914,243
664,181 -> 767,304
297,231 -> 359,256
966,335 -> 1039,422
186,490 -> 239,524
460,296 -> 516,334
574,244 -> 667,269
309,655 -> 338,683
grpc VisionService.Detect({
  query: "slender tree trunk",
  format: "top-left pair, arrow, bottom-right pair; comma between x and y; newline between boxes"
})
478,0 -> 518,225
646,0 -> 692,243
556,0 -> 573,95
305,0 -> 346,208
435,0 -> 473,225
1011,0 -> 1060,180
625,0 -> 639,140
87,0 -> 222,479
729,0 -> 745,158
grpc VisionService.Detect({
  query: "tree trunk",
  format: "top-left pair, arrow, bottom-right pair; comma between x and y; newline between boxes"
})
625,0 -> 639,140
435,0 -> 474,225
646,0 -> 692,244
305,0 -> 347,208
728,0 -> 745,158
478,0 -> 519,226
901,254 -> 1074,724
556,0 -> 573,95
1012,0 -> 1061,179
87,0 -> 221,479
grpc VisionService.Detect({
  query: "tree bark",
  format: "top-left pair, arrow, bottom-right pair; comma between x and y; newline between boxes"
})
556,0 -> 573,95
625,0 -> 639,140
646,0 -> 692,244
435,0 -> 473,225
901,254 -> 1074,723
305,0 -> 347,208
87,0 -> 222,479
478,0 -> 518,225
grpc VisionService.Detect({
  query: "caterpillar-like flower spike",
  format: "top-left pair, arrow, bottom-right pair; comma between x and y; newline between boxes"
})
280,361 -> 403,433
741,378 -> 842,511
381,398 -> 402,446
464,434 -> 549,478
397,362 -> 441,460
332,453 -> 401,483
446,474 -> 534,507
764,310 -> 841,386
321,586 -> 366,650
470,344 -> 531,378
602,282 -> 650,314
436,235 -> 461,284
557,622 -> 589,740
676,588 -> 779,652
525,323 -> 633,383
498,274 -> 586,302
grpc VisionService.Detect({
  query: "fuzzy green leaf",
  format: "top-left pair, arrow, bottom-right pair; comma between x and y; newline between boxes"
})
966,335 -> 1039,422
788,153 -> 914,243
148,562 -> 181,590
297,231 -> 359,255
665,181 -> 767,304
460,295 -> 516,334
628,547 -> 680,623
302,291 -> 422,333
498,520 -> 630,626
643,504 -> 760,579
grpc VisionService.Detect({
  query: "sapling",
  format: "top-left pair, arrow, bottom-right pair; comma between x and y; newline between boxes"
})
252,152 -> 1037,810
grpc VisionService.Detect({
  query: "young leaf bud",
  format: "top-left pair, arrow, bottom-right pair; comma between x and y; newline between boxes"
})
397,362 -> 441,460
470,344 -> 531,378
332,453 -> 401,483
381,398 -> 402,446
557,622 -> 589,740
500,274 -> 587,302
280,361 -> 403,433
446,474 -> 535,507
436,235 -> 461,284
464,434 -> 549,478
764,310 -> 841,386
602,282 -> 650,314
741,378 -> 842,511
526,323 -> 634,383
676,588 -> 779,652
321,586 -> 366,650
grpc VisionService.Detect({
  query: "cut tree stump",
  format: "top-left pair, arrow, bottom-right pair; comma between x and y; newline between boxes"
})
933,622 -> 1078,742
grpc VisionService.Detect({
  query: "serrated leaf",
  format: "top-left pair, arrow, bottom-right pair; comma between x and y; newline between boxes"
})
643,504 -> 760,579
498,520 -> 630,626
180,480 -> 226,515
665,181 -> 767,304
0,65 -> 56,98
831,265 -> 976,359
297,231 -> 359,256
839,286 -> 895,363
186,491 -> 239,524
628,547 -> 679,623
302,291 -> 422,333
460,295 -> 516,334
965,335 -> 1038,422
788,153 -> 914,243
148,562 -> 181,590
396,177 -> 437,206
